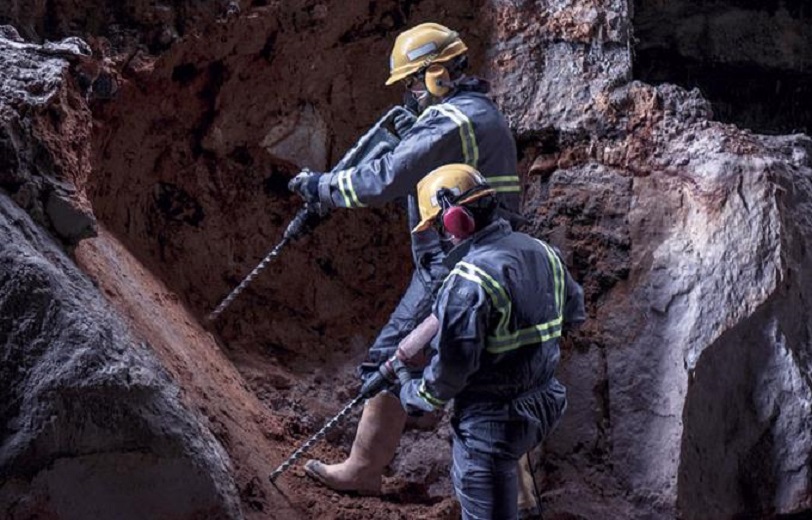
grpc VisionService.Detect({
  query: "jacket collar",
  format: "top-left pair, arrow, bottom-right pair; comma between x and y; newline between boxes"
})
443,218 -> 512,267
444,76 -> 490,101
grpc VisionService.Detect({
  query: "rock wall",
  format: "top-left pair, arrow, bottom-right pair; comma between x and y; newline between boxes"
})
481,1 -> 812,517
633,0 -> 812,135
0,28 -> 96,244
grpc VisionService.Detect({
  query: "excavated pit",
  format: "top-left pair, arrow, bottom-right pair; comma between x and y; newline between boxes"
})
80,2 -> 491,518
633,0 -> 812,135
4,1 -> 812,519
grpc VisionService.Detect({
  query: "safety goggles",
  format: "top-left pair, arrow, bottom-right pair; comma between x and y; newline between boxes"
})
402,71 -> 427,92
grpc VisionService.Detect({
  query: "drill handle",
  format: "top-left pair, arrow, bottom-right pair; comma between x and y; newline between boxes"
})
283,204 -> 323,241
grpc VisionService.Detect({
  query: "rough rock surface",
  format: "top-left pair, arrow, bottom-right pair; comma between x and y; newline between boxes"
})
530,86 -> 812,518
1,0 -> 812,519
634,0 -> 812,135
0,192 -> 243,519
0,30 -> 97,244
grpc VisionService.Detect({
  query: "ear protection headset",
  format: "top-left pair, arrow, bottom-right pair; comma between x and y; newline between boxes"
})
436,187 -> 477,239
424,63 -> 452,97
418,31 -> 461,98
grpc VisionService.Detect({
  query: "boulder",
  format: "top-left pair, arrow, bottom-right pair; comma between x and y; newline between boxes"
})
0,192 -> 243,519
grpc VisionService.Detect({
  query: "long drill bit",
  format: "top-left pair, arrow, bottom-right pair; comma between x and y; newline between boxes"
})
269,393 -> 365,483
207,205 -> 317,321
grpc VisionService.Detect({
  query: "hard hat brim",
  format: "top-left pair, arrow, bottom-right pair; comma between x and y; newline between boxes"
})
411,188 -> 496,234
385,65 -> 420,86
385,73 -> 405,86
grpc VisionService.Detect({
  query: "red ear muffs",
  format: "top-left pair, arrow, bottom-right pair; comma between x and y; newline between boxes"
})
442,205 -> 476,239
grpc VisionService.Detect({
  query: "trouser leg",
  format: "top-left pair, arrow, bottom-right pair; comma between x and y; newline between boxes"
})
451,435 -> 519,520
364,269 -> 435,367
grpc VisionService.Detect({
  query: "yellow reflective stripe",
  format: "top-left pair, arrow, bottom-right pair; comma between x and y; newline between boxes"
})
337,169 -> 353,207
430,104 -> 479,167
448,266 -> 505,308
448,268 -> 510,332
486,175 -> 520,183
336,168 -> 366,208
450,261 -> 511,336
457,262 -> 509,306
448,257 -> 566,355
487,240 -> 567,354
418,379 -> 446,408
446,104 -> 479,167
345,168 -> 366,208
486,175 -> 521,193
486,320 -> 563,353
537,240 -> 564,315
487,316 -> 562,347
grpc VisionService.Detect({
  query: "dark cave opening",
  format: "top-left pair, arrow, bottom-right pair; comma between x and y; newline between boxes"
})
633,0 -> 812,136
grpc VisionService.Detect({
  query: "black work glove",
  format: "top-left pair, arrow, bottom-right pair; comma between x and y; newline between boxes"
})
393,109 -> 416,139
281,204 -> 324,241
357,346 -> 392,384
359,361 -> 380,384
359,359 -> 397,398
288,169 -> 322,206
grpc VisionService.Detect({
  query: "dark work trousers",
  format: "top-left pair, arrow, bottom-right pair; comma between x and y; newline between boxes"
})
450,380 -> 567,519
452,436 -> 520,520
366,253 -> 448,367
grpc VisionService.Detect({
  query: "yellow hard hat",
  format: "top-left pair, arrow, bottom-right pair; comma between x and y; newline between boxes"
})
413,164 -> 495,233
386,23 -> 468,86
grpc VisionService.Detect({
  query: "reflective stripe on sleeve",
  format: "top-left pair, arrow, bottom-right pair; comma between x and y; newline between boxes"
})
418,379 -> 447,408
485,175 -> 521,193
336,168 -> 366,208
421,104 -> 479,167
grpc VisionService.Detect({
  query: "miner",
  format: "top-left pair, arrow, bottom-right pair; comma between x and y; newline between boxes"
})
287,21 -> 536,507
290,19 -> 520,488
397,164 -> 586,519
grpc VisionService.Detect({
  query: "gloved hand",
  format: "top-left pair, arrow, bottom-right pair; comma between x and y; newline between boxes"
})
359,359 -> 397,398
281,204 -> 324,241
357,345 -> 393,384
358,355 -> 417,399
393,109 -> 416,139
359,360 -> 381,385
288,169 -> 322,207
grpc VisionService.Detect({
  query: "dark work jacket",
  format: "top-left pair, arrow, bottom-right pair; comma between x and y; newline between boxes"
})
317,79 -> 520,286
401,219 -> 586,457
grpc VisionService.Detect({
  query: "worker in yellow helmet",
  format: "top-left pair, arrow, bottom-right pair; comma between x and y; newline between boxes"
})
399,164 -> 585,519
290,22 -> 531,511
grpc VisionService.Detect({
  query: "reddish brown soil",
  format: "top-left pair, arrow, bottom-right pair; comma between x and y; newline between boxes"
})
75,225 -> 458,519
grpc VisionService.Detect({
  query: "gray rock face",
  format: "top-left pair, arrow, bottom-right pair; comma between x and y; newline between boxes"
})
480,2 -> 812,517
0,193 -> 243,518
675,133 -> 812,518
529,115 -> 812,520
486,0 -> 632,134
